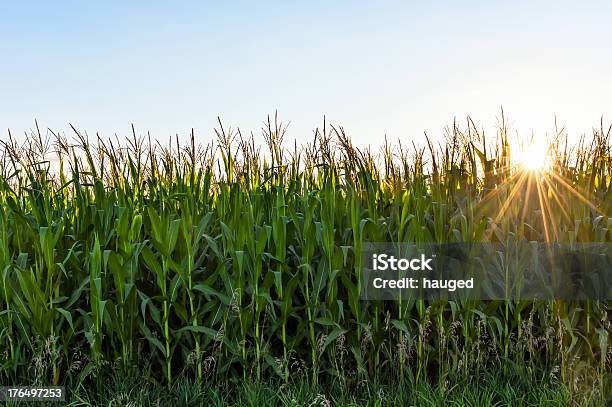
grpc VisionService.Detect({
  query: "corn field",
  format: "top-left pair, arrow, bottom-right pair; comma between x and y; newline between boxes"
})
0,116 -> 610,403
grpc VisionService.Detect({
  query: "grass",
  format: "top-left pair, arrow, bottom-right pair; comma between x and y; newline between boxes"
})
1,371 -> 577,406
0,114 -> 610,405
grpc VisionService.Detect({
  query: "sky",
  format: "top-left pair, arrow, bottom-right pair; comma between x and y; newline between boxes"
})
1,1 -> 611,149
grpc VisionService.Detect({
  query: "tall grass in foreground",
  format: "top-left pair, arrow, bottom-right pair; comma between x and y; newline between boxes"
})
0,116 -> 610,404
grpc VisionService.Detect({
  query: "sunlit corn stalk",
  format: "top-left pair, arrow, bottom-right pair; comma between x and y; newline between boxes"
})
142,206 -> 180,386
88,235 -> 104,365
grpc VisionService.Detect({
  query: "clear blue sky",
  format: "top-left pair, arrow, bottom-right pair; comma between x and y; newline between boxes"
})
1,1 -> 611,147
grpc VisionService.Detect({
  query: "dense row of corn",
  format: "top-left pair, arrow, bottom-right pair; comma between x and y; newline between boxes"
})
0,117 -> 610,400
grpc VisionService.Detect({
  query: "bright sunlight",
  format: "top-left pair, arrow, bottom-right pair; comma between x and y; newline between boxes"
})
516,139 -> 552,172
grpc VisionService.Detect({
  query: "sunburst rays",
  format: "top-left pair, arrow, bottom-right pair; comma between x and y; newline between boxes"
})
478,147 -> 603,243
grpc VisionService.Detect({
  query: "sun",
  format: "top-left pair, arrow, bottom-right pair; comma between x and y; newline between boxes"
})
515,140 -> 551,172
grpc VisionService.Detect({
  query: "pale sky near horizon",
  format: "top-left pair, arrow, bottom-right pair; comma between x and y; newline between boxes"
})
1,1 -> 611,149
